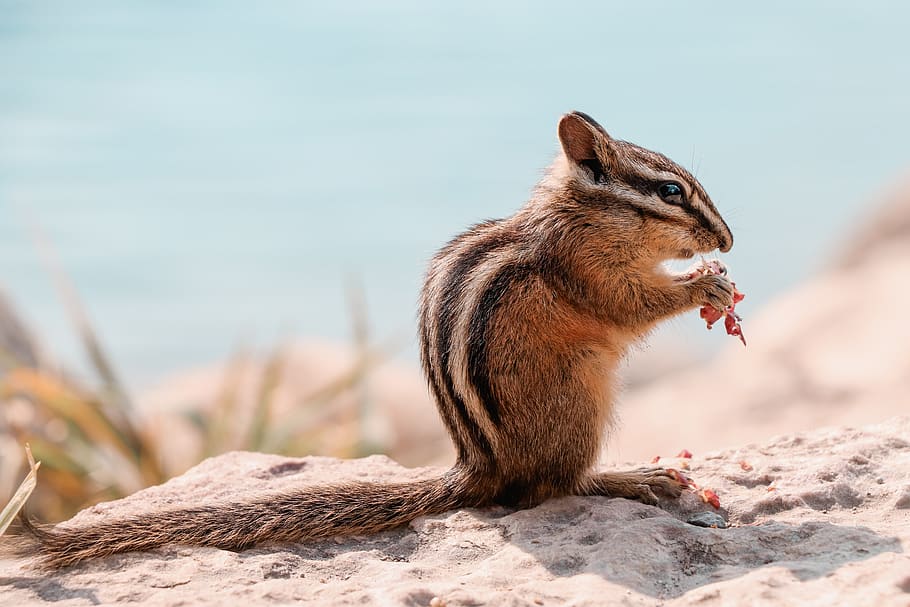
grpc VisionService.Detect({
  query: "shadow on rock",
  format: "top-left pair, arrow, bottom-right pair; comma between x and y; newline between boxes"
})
500,496 -> 903,599
0,576 -> 101,605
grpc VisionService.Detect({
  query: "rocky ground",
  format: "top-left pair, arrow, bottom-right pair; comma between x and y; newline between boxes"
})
1,416 -> 909,606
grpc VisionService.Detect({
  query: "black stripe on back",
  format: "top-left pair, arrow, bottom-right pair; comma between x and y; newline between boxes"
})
434,227 -> 515,468
419,307 -> 464,460
467,263 -> 530,428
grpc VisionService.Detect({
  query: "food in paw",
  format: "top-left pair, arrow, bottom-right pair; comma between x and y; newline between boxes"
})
691,259 -> 746,346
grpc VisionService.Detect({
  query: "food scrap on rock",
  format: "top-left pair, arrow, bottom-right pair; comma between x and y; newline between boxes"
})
698,488 -> 721,509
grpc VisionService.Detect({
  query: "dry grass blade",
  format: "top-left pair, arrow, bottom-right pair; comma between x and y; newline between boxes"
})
7,434 -> 87,478
0,445 -> 40,536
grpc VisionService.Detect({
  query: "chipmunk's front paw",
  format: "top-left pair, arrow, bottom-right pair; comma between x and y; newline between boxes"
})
691,274 -> 734,311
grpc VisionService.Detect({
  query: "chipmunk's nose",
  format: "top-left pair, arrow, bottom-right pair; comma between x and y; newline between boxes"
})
716,222 -> 734,253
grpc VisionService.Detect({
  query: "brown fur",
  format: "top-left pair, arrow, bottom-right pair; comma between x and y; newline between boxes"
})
3,111 -> 735,568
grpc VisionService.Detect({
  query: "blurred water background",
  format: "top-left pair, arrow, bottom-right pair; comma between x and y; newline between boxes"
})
2,1 -> 909,388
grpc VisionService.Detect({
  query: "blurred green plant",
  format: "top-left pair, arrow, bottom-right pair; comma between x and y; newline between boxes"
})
0,243 -> 394,522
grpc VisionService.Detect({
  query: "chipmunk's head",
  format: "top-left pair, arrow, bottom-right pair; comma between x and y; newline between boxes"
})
555,111 -> 733,260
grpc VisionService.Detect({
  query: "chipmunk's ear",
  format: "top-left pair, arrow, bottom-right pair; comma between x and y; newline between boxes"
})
558,111 -> 616,181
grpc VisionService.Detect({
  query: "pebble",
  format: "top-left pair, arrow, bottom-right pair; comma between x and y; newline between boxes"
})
687,511 -> 727,529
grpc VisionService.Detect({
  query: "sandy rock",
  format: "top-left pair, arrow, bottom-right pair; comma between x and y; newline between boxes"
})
2,417 -> 908,606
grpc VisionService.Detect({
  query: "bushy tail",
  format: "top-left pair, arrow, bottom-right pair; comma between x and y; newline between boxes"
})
3,468 -> 479,568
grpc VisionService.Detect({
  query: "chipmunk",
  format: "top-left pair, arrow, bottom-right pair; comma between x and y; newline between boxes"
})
6,111 -> 734,568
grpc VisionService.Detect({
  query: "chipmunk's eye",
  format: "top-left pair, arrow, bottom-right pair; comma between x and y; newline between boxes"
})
658,182 -> 685,205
